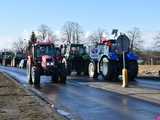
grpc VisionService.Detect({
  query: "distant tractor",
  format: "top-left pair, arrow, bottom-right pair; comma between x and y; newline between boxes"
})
2,52 -> 14,66
63,44 -> 90,75
27,42 -> 67,87
0,52 -> 3,65
88,39 -> 119,81
11,52 -> 25,67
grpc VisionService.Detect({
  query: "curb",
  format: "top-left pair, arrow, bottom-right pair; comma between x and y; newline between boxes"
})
137,76 -> 160,80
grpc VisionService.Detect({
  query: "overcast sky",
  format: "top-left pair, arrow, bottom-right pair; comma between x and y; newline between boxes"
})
0,0 -> 160,49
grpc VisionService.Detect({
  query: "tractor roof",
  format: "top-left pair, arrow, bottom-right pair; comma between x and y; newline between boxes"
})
33,41 -> 54,46
70,44 -> 84,47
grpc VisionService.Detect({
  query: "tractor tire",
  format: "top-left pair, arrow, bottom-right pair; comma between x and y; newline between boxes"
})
83,60 -> 90,76
31,66 -> 40,87
59,75 -> 66,84
127,61 -> 138,81
2,59 -> 6,66
27,62 -> 32,85
67,62 -> 72,75
75,61 -> 81,76
77,70 -> 81,76
59,64 -> 67,84
88,61 -> 98,78
99,56 -> 118,81
52,71 -> 59,83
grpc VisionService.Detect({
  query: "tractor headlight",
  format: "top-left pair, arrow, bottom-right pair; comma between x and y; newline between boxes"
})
50,62 -> 54,66
47,63 -> 50,66
46,62 -> 54,66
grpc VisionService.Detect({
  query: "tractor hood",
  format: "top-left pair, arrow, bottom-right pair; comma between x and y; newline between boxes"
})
41,55 -> 55,68
42,55 -> 53,62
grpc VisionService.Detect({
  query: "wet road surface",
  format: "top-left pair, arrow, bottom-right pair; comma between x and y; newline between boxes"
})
0,66 -> 160,120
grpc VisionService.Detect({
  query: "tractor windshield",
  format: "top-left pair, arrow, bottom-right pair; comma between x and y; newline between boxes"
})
70,46 -> 85,55
16,52 -> 24,58
4,52 -> 14,58
35,45 -> 56,57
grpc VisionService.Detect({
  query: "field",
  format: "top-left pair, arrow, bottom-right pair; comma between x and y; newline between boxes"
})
138,65 -> 160,77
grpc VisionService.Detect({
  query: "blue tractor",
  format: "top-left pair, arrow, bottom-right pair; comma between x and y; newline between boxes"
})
88,39 -> 119,81
88,34 -> 138,81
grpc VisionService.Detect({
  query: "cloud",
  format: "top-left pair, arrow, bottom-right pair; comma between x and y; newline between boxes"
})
85,31 -> 91,38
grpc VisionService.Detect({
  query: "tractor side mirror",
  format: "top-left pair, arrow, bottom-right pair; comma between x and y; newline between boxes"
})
112,29 -> 118,38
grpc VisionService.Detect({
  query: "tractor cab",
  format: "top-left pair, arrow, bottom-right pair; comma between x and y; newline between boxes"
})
32,42 -> 55,58
63,44 -> 90,75
68,44 -> 86,56
2,51 -> 14,66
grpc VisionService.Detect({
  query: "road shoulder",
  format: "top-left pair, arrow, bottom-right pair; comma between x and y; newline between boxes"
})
0,72 -> 66,120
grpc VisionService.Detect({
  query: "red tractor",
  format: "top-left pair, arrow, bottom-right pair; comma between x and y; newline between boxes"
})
27,41 -> 66,87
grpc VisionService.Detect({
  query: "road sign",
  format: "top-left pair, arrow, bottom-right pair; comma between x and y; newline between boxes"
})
117,34 -> 130,53
117,34 -> 130,88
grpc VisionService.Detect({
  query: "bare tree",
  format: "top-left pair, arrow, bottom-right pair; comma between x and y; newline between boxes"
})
62,21 -> 83,44
88,28 -> 108,45
153,32 -> 160,50
12,38 -> 28,53
37,24 -> 53,41
73,22 -> 83,44
127,27 -> 143,51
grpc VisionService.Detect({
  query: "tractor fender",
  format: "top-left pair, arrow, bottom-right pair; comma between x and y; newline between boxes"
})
62,57 -> 67,69
108,52 -> 119,61
98,55 -> 108,63
27,55 -> 33,64
127,52 -> 138,61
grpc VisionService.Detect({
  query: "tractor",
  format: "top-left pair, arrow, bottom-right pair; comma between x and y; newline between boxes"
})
2,51 -> 14,66
11,52 -> 26,67
63,44 -> 90,75
88,38 -> 119,81
88,34 -> 139,81
27,41 -> 67,87
0,52 -> 3,65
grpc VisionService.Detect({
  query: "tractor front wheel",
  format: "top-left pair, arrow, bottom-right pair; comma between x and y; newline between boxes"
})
31,66 -> 40,87
52,71 -> 58,83
27,62 -> 32,85
88,61 -> 97,78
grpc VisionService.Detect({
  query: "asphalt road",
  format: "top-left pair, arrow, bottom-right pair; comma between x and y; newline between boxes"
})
0,66 -> 160,120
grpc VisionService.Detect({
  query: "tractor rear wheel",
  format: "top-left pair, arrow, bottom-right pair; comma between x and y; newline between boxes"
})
99,56 -> 118,81
59,64 -> 67,84
67,63 -> 72,75
127,61 -> 138,81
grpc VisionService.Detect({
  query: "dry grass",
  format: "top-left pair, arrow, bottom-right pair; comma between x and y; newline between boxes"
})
138,65 -> 160,77
0,73 -> 65,120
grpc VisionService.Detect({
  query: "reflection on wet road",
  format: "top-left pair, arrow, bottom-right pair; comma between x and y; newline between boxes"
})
0,66 -> 160,120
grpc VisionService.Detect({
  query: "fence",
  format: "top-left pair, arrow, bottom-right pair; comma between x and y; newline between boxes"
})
139,55 -> 160,65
